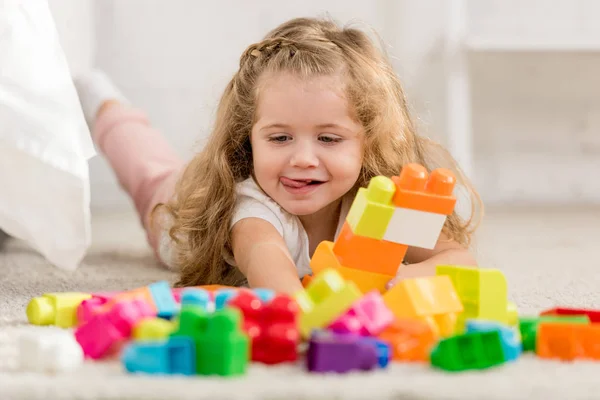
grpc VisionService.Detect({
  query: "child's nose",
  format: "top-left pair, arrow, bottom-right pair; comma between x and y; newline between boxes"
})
290,145 -> 319,168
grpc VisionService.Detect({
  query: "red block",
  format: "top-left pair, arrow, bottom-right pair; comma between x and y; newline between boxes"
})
540,307 -> 600,323
228,290 -> 299,364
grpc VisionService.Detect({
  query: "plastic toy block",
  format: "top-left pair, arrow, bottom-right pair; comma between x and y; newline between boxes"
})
18,330 -> 84,372
382,207 -> 447,248
519,315 -> 590,352
77,296 -> 109,326
122,336 -> 196,375
172,306 -> 249,375
540,307 -> 600,323
252,288 -> 276,303
506,301 -> 519,326
345,176 -> 396,240
214,289 -> 237,310
436,265 -> 509,328
430,330 -> 506,372
383,275 -> 463,337
148,281 -> 179,319
306,331 -> 379,373
329,290 -> 394,336
228,291 -> 299,364
465,320 -> 521,361
105,299 -> 156,337
333,222 -> 406,276
377,318 -> 436,362
75,299 -> 155,359
359,337 -> 391,368
180,288 -> 210,309
94,287 -> 157,316
293,268 -> 363,338
133,317 -> 175,340
390,164 -> 456,215
194,308 -> 250,376
171,306 -> 207,338
27,292 -> 91,328
302,274 -> 313,287
75,311 -> 122,359
310,241 -> 392,294
536,323 -> 600,361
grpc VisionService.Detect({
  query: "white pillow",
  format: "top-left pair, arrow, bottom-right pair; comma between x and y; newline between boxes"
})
0,0 -> 96,270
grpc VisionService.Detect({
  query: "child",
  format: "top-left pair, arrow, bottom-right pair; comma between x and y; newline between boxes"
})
75,17 -> 481,295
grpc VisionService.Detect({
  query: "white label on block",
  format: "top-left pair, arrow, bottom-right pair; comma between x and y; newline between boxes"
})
382,208 -> 447,249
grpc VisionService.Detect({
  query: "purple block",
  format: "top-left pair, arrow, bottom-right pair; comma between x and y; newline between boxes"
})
307,331 -> 378,373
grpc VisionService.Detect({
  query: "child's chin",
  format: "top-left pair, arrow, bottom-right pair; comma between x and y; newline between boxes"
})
281,203 -> 321,217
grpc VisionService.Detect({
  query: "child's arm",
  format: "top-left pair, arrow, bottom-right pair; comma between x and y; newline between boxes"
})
387,233 -> 477,287
231,218 -> 304,295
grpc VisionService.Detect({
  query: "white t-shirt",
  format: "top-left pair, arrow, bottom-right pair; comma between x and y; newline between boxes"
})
158,177 -> 353,278
226,177 -> 353,278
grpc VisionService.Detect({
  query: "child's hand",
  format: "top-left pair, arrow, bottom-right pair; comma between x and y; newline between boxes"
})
385,247 -> 478,290
385,260 -> 437,290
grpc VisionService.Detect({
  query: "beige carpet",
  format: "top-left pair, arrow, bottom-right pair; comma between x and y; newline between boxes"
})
1,206 -> 600,400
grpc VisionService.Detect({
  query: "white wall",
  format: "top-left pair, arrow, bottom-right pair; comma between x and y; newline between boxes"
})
47,0 -> 600,211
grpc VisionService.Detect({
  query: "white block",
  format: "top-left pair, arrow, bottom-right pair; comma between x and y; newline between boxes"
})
382,208 -> 447,249
18,330 -> 84,373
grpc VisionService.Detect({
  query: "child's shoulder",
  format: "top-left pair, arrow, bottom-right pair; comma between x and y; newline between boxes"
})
232,177 -> 296,234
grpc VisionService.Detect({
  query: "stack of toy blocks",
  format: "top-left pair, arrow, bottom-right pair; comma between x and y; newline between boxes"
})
308,163 -> 457,294
295,268 -> 438,372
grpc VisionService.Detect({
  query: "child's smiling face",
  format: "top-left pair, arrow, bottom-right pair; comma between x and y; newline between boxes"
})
251,72 -> 363,216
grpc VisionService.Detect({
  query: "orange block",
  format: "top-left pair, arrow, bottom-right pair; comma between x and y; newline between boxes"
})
383,275 -> 463,337
377,318 -> 436,362
537,323 -> 600,361
333,222 -> 407,276
95,287 -> 157,315
391,164 -> 456,215
311,241 -> 392,293
302,275 -> 313,288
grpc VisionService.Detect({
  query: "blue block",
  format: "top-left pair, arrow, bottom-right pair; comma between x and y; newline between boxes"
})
214,289 -> 237,310
180,288 -> 210,309
360,337 -> 391,368
148,280 -> 179,319
465,320 -> 522,361
122,337 -> 196,375
166,337 -> 196,375
252,288 -> 275,303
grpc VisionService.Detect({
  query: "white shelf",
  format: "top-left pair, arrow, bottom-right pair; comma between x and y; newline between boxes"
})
444,0 -> 600,180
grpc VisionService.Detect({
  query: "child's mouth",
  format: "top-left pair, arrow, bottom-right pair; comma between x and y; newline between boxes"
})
280,177 -> 325,189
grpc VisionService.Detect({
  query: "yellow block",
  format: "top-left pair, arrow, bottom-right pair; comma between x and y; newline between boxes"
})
346,176 -> 396,240
133,317 -> 175,340
26,292 -> 91,328
294,269 -> 362,338
436,265 -> 509,324
310,241 -> 391,294
383,275 -> 463,337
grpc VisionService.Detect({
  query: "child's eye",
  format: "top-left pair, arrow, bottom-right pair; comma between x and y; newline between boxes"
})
319,135 -> 342,144
268,135 -> 291,143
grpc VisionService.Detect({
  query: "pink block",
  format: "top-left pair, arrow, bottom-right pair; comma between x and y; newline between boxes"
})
77,297 -> 112,326
91,291 -> 119,301
106,299 -> 155,337
75,313 -> 123,359
74,299 -> 155,359
329,290 -> 394,336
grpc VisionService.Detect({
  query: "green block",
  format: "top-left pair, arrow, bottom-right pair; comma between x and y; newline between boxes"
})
430,331 -> 505,372
196,308 -> 249,376
518,315 -> 590,352
345,176 -> 395,240
171,306 -> 208,338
